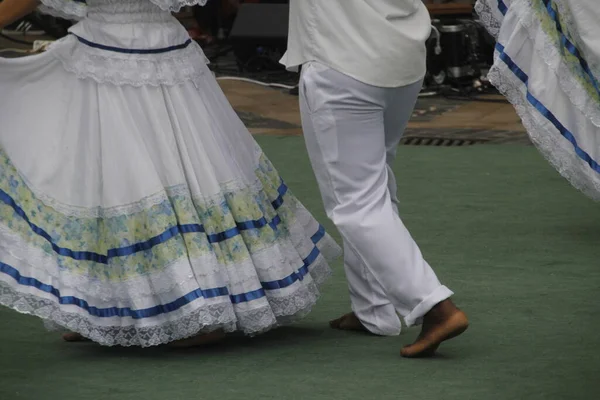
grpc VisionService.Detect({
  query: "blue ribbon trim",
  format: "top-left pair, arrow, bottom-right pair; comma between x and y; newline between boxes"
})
0,262 -> 229,318
541,0 -> 600,99
497,0 -> 508,15
230,226 -> 326,303
72,34 -> 192,55
496,0 -> 600,98
0,182 -> 290,264
0,224 -> 328,316
496,43 -> 600,173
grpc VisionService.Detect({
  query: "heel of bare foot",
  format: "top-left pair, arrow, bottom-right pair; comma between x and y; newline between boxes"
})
169,329 -> 226,349
400,300 -> 468,358
62,332 -> 90,342
329,312 -> 368,332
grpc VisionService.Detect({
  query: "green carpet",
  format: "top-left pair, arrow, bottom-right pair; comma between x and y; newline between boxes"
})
1,136 -> 599,400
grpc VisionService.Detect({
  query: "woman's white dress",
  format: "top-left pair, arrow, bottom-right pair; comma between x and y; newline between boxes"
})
0,0 -> 341,347
476,0 -> 600,200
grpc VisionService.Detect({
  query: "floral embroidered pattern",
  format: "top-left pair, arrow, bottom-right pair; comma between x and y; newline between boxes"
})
0,147 -> 311,283
531,0 -> 600,107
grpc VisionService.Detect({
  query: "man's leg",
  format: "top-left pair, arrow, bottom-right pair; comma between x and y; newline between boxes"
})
298,63 -> 400,337
382,81 -> 469,356
328,81 -> 424,337
383,82 -> 421,214
299,62 -> 467,356
329,240 -> 402,336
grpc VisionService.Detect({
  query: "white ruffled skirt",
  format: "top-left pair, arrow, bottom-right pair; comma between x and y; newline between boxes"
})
0,29 -> 341,347
476,0 -> 600,200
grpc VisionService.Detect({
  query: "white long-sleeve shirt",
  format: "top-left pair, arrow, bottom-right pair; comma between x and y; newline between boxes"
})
280,0 -> 432,88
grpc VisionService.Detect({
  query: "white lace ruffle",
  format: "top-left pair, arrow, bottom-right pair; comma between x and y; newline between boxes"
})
149,0 -> 208,12
46,35 -> 209,87
36,296 -> 241,347
38,0 -> 87,20
3,273 -> 326,346
475,0 -> 504,39
1,260 -> 330,346
477,0 -> 600,127
488,57 -> 600,201
38,0 -> 211,18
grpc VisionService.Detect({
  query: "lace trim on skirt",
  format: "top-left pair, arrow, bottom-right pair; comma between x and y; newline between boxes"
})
47,35 -> 209,87
1,261 -> 330,347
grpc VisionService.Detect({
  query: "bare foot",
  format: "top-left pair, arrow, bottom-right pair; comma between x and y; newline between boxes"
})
168,329 -> 226,349
62,332 -> 90,342
400,299 -> 468,358
329,312 -> 368,332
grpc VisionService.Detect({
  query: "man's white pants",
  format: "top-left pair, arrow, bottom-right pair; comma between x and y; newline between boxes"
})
299,62 -> 453,336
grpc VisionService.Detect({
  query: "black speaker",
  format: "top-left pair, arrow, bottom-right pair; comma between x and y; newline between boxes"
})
229,3 -> 289,72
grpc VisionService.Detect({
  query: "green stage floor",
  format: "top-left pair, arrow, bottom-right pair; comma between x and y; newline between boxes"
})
1,136 -> 599,400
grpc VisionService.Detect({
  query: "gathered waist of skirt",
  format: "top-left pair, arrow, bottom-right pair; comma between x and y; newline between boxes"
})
68,18 -> 191,53
44,27 -> 209,87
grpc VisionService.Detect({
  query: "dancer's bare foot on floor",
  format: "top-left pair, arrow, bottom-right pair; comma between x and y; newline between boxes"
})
400,299 -> 468,358
62,332 -> 90,342
169,329 -> 226,348
329,312 -> 368,332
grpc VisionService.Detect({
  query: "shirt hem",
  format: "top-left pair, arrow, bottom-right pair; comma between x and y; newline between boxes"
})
281,56 -> 425,89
